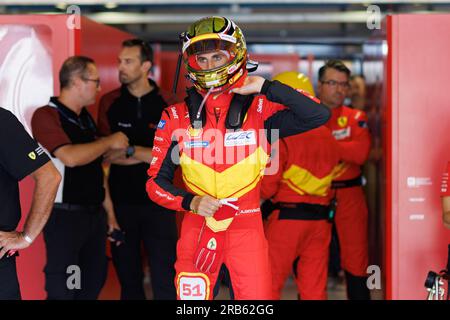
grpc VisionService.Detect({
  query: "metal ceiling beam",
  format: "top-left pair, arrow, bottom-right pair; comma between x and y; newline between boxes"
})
1,0 -> 450,5
86,11 -> 381,24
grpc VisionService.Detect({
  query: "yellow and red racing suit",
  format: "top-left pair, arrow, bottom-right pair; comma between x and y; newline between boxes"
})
146,80 -> 330,300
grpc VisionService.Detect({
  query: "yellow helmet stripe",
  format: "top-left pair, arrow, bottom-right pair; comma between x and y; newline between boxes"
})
190,33 -> 221,44
182,33 -> 221,53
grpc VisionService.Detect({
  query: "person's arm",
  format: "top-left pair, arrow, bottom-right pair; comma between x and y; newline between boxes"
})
54,132 -> 128,168
336,112 -> 371,165
0,109 -> 61,258
102,165 -> 123,245
103,146 -> 153,165
98,91 -> 142,166
442,196 -> 450,229
97,92 -> 113,137
232,78 -> 330,140
260,139 -> 288,200
0,162 -> 61,258
259,139 -> 287,221
132,146 -> 153,163
32,106 -> 128,167
146,107 -> 220,216
146,109 -> 196,211
250,79 -> 331,141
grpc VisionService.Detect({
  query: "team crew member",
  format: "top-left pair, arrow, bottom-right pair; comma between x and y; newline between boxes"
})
98,39 -> 178,300
261,72 -> 342,300
0,108 -> 60,300
318,60 -> 371,300
32,56 -> 128,299
441,161 -> 450,229
348,75 -> 366,111
146,16 -> 331,300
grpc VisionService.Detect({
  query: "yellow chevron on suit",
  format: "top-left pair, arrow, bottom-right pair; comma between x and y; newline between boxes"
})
180,146 -> 270,199
330,161 -> 350,180
205,216 -> 234,232
282,162 -> 348,196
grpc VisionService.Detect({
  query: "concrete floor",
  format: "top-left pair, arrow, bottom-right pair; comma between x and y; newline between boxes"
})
100,261 -> 383,300
211,275 -> 383,300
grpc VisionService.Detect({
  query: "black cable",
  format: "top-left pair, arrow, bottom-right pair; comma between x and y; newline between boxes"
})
172,53 -> 183,95
172,32 -> 185,95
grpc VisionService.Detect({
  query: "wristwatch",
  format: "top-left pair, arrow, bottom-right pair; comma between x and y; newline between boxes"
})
22,232 -> 33,244
125,145 -> 136,158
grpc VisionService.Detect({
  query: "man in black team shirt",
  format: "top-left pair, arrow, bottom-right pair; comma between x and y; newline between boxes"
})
97,39 -> 178,300
32,56 -> 129,299
0,108 -> 60,300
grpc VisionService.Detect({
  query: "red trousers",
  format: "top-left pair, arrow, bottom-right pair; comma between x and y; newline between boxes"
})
265,210 -> 332,300
334,186 -> 369,276
175,213 -> 272,300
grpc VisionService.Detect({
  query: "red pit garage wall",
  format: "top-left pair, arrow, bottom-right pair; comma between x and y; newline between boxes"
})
0,15 -> 133,299
385,14 -> 450,299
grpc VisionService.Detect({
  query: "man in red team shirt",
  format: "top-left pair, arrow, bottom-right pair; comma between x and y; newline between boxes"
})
441,161 -> 450,229
317,60 -> 371,300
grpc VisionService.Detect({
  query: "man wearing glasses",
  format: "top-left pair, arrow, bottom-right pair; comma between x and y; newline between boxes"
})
317,60 -> 371,300
31,56 -> 129,299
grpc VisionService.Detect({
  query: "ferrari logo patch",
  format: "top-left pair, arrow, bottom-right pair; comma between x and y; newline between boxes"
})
207,238 -> 217,250
337,116 -> 348,128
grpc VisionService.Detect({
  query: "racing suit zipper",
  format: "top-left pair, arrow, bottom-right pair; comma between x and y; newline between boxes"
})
209,102 -> 222,199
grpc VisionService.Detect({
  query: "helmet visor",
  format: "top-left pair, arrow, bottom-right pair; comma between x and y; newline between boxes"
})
183,38 -> 238,72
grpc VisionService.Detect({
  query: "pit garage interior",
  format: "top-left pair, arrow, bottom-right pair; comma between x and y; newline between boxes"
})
1,0 -> 449,300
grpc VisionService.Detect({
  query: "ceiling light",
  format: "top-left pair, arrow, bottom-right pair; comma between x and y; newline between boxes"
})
104,2 -> 118,9
55,2 -> 67,10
